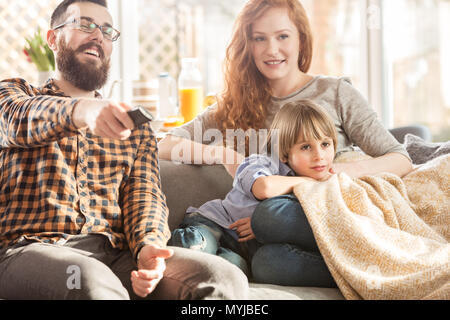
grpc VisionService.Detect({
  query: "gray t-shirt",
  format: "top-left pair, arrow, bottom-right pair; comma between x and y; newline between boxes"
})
169,75 -> 410,159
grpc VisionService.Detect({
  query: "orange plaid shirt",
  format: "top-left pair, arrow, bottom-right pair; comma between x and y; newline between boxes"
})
0,78 -> 170,259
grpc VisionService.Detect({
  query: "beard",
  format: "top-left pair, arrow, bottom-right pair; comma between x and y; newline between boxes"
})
56,38 -> 110,91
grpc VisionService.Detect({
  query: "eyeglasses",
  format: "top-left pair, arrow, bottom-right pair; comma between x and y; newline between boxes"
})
53,18 -> 120,41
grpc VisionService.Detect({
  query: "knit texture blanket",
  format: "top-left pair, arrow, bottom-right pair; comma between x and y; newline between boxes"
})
293,153 -> 450,300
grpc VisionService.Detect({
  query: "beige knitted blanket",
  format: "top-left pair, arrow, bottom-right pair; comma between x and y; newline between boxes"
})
293,153 -> 450,300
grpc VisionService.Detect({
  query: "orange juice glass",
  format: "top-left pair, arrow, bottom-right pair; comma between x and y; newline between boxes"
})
179,87 -> 204,123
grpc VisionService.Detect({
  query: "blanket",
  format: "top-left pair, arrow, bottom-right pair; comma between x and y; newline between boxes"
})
293,153 -> 450,300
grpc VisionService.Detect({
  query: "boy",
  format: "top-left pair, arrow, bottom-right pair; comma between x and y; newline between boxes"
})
170,100 -> 337,288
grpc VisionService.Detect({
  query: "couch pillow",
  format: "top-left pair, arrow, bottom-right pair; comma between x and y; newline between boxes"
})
404,134 -> 450,164
159,160 -> 233,230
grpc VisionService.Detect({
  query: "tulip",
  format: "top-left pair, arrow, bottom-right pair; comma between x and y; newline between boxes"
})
23,49 -> 32,63
23,28 -> 55,72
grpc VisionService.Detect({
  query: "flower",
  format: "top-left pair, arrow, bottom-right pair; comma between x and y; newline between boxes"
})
23,28 -> 55,72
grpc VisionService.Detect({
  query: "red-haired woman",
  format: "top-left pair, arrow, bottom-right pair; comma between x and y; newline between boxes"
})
159,0 -> 413,286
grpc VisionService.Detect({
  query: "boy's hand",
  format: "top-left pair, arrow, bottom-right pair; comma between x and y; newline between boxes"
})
317,167 -> 335,181
229,217 -> 255,242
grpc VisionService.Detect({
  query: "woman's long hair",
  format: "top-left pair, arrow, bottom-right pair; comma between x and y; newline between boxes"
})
214,0 -> 313,154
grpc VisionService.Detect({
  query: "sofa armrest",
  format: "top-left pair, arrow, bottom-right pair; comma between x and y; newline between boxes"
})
159,160 -> 233,231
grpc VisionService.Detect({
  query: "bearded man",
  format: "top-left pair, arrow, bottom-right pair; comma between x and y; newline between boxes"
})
0,0 -> 248,300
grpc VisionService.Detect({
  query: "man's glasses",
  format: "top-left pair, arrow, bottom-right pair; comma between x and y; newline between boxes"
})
53,18 -> 120,42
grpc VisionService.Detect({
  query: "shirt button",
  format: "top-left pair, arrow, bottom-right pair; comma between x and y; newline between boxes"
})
76,214 -> 86,227
80,205 -> 87,214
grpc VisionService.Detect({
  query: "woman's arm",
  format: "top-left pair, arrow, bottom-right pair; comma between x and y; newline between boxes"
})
332,152 -> 413,178
335,79 -> 413,178
158,134 -> 244,177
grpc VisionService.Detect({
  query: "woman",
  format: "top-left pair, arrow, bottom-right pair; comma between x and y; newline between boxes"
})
158,0 -> 413,286
158,0 -> 412,179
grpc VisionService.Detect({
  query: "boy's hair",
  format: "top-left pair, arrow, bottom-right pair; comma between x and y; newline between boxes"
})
266,100 -> 338,161
50,0 -> 108,28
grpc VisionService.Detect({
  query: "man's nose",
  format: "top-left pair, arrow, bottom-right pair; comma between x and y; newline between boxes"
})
88,26 -> 104,43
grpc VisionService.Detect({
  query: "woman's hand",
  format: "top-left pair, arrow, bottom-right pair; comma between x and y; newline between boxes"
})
330,161 -> 365,178
223,162 -> 241,178
222,148 -> 245,178
229,218 -> 255,242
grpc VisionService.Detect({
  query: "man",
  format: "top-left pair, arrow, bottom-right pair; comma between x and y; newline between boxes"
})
0,0 -> 248,299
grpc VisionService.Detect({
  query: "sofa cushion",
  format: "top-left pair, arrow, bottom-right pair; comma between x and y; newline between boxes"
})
389,125 -> 432,143
404,134 -> 450,164
159,160 -> 233,230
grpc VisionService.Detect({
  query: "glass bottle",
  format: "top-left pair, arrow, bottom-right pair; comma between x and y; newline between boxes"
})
178,58 -> 204,123
157,72 -> 177,120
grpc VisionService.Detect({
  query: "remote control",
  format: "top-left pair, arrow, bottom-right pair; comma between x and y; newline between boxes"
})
127,106 -> 154,127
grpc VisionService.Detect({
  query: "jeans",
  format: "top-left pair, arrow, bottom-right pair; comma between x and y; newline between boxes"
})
169,212 -> 258,277
250,194 -> 337,288
0,234 -> 249,299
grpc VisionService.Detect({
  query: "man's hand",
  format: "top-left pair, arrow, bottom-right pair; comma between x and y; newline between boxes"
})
229,217 -> 255,242
131,244 -> 174,298
72,99 -> 135,139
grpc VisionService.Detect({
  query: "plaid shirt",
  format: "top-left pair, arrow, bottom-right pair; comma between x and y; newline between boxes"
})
0,78 -> 170,259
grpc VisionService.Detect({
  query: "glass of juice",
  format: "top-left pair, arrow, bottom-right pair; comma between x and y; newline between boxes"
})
179,87 -> 203,123
178,58 -> 203,123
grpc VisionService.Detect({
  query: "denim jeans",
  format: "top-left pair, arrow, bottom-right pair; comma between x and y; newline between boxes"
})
250,194 -> 337,288
169,212 -> 257,277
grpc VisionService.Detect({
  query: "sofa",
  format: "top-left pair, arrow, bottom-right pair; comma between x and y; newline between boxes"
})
158,125 -> 432,300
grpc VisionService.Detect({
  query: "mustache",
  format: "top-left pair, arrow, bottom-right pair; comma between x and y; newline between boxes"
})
76,42 -> 105,59
57,38 -> 110,91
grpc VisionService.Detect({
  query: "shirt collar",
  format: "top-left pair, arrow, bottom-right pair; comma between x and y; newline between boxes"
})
278,159 -> 296,176
40,78 -> 102,99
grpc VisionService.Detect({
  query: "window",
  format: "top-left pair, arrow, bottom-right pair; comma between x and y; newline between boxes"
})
0,0 -> 61,83
132,0 -> 246,94
304,0 -> 364,92
382,0 -> 450,141
1,0 -> 447,141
